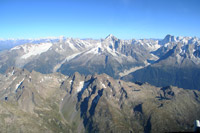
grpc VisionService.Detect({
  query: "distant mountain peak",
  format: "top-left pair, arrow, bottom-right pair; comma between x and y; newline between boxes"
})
165,34 -> 173,37
105,34 -> 118,40
159,34 -> 177,45
164,34 -> 176,41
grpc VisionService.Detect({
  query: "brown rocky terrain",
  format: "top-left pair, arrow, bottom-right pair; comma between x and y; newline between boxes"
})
0,67 -> 200,132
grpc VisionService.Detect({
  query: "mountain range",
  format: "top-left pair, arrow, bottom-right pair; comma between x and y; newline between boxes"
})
0,34 -> 200,132
0,34 -> 200,90
123,35 -> 200,90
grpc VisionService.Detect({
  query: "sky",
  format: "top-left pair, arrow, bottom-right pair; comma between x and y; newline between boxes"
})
0,0 -> 200,39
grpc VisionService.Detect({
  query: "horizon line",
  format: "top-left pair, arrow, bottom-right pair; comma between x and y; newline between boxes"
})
0,34 -> 199,41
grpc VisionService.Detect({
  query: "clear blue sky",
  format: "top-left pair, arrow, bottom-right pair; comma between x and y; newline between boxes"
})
0,0 -> 200,39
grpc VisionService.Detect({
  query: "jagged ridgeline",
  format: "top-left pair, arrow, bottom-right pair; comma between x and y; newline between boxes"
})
123,35 -> 200,90
0,67 -> 200,132
0,35 -> 200,90
0,34 -> 158,78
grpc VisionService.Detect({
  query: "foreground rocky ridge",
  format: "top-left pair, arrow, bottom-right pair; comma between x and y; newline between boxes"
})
0,67 -> 200,132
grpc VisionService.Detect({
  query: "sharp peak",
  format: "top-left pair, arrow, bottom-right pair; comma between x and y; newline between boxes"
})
165,34 -> 175,38
107,34 -> 114,37
105,34 -> 118,40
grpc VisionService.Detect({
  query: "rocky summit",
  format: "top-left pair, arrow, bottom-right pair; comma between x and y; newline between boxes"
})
0,67 -> 200,133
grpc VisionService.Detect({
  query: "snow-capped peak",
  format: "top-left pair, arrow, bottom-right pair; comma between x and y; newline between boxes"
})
105,34 -> 118,40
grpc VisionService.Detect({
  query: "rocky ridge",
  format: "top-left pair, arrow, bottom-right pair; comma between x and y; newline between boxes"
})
0,67 -> 200,132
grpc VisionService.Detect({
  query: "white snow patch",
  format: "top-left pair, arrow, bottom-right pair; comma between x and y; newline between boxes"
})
65,53 -> 81,62
69,43 -> 77,51
150,53 -> 159,60
82,42 -> 120,57
179,48 -> 183,54
7,70 -> 15,77
79,39 -> 94,47
76,81 -> 90,93
40,78 -> 44,83
150,43 -> 161,51
66,39 -> 78,51
101,82 -> 106,88
11,70 -> 15,75
15,78 -> 25,91
119,65 -> 148,77
84,47 -> 99,55
84,43 -> 104,55
69,80 -> 73,85
181,38 -> 188,44
11,46 -> 21,51
21,43 -> 52,59
60,44 -> 64,50
77,81 -> 84,92
164,43 -> 171,48
196,120 -> 200,127
138,40 -> 143,45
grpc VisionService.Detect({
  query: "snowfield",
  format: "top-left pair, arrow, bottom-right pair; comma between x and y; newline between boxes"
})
21,43 -> 52,59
